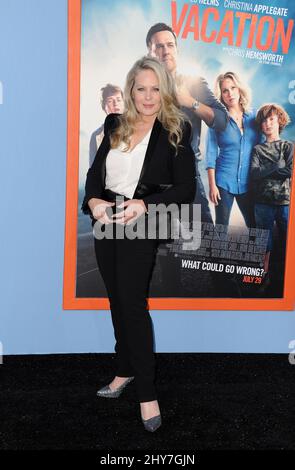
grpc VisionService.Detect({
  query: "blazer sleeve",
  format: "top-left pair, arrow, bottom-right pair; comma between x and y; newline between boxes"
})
142,121 -> 196,207
81,113 -> 118,215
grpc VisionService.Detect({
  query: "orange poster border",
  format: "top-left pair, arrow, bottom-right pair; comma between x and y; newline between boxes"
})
63,0 -> 295,311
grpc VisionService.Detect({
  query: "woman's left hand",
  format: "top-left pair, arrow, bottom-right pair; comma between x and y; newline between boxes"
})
112,199 -> 148,225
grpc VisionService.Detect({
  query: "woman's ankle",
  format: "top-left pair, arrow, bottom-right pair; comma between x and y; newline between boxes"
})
140,400 -> 160,420
109,376 -> 131,389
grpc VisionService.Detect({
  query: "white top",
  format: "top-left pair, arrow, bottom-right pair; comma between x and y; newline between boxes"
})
105,129 -> 152,199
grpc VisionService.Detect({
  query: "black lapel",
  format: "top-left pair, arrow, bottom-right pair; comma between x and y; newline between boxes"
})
100,135 -> 110,189
133,117 -> 162,197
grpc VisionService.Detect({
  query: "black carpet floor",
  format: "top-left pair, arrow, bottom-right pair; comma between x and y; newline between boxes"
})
0,353 -> 294,451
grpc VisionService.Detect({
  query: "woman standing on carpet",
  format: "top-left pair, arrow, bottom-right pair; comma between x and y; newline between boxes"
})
81,56 -> 196,432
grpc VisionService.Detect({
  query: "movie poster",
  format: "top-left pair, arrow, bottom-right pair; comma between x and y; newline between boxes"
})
63,0 -> 295,310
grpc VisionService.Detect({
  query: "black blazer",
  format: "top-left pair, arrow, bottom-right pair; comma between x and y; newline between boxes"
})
81,113 -> 196,220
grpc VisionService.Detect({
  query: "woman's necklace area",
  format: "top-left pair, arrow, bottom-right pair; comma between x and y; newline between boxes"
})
230,110 -> 243,129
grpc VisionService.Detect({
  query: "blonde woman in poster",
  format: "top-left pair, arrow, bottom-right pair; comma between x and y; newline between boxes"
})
81,56 -> 196,432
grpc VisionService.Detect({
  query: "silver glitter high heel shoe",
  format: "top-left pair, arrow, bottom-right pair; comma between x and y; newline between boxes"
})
96,377 -> 134,398
142,414 -> 162,432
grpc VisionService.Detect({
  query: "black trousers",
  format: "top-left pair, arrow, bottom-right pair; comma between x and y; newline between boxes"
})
93,191 -> 160,402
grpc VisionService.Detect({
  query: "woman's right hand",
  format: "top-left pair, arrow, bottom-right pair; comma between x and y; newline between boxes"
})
88,198 -> 115,224
209,184 -> 221,205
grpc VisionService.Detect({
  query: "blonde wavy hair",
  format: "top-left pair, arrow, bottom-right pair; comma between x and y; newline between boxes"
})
110,56 -> 187,152
215,71 -> 252,113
